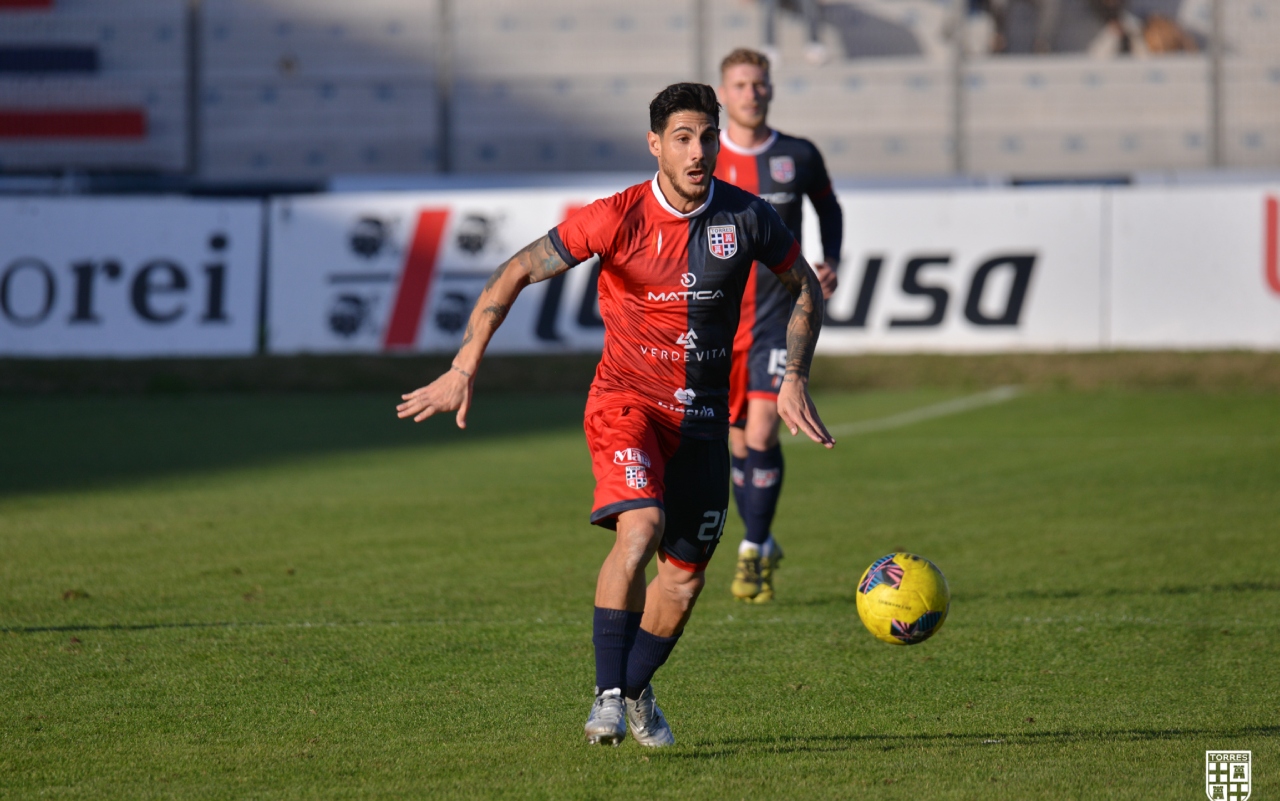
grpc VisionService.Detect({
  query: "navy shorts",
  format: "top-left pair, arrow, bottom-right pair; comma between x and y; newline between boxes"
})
729,262 -> 790,427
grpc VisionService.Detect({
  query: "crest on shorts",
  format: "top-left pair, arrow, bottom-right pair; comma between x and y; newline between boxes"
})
1207,752 -> 1251,801
625,465 -> 648,489
769,156 -> 795,183
707,225 -> 737,259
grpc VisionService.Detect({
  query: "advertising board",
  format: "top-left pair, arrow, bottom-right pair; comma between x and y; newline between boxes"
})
267,189 -> 614,355
1109,186 -> 1280,348
806,189 -> 1106,352
0,198 -> 262,357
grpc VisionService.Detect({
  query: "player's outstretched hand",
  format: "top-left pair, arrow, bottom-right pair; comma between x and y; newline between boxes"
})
813,262 -> 839,300
777,377 -> 835,449
396,365 -> 474,428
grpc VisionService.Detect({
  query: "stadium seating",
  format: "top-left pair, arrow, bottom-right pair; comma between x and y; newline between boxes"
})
756,0 -> 1278,175
200,0 -> 441,182
0,0 -> 186,173
450,0 -> 695,173
0,0 -> 1275,181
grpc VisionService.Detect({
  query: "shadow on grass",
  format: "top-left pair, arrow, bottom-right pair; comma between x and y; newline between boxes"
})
4,621 -> 261,634
3,618 -> 456,634
0,392 -> 587,498
668,725 -> 1280,758
792,580 -> 1280,609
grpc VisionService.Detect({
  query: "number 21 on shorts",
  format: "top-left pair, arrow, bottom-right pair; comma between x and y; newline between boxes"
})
697,509 -> 729,541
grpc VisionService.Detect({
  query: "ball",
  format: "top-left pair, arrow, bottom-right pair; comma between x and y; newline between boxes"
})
855,553 -> 950,645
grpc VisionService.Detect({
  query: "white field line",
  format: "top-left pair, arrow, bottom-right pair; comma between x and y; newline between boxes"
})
807,385 -> 1022,441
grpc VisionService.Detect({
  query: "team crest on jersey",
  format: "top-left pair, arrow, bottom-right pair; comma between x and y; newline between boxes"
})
769,156 -> 796,183
707,225 -> 738,259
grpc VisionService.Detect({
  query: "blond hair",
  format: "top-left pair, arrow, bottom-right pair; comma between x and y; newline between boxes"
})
720,48 -> 770,78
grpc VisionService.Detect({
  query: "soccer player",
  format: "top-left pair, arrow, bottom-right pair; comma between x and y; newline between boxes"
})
714,48 -> 843,604
397,83 -> 833,747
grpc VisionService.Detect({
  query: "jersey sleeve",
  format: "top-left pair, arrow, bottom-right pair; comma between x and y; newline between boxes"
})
803,142 -> 844,266
548,194 -> 622,267
750,198 -> 802,275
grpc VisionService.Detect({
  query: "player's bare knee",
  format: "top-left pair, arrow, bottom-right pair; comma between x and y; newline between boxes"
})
661,571 -> 704,614
612,531 -> 658,574
681,574 -> 706,608
745,401 -> 781,451
613,507 -> 664,568
745,430 -> 778,451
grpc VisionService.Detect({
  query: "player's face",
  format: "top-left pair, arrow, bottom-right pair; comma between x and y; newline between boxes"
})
647,111 -> 719,204
719,63 -> 772,129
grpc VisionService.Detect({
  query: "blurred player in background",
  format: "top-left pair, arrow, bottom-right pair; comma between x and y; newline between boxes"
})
715,48 -> 843,604
398,83 -> 833,747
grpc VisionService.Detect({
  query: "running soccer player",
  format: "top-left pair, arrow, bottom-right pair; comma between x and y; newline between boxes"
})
714,48 -> 843,604
397,83 -> 833,747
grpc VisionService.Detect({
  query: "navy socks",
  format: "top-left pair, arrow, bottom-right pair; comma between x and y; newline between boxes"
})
741,444 -> 784,545
625,628 -> 682,699
593,609 -> 684,697
592,607 -> 643,693
731,453 -> 748,526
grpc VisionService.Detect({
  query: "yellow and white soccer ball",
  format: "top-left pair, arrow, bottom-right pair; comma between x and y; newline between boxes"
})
855,553 -> 950,645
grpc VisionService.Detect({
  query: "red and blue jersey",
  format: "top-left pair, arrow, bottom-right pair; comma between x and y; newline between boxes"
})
715,129 -> 843,356
550,176 -> 799,439
715,129 -> 841,258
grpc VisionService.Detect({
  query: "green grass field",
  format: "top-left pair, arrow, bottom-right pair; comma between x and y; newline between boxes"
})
2,387 -> 1278,799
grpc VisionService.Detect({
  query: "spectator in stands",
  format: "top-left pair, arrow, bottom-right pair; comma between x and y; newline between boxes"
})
762,0 -> 831,64
1087,0 -> 1145,55
981,0 -> 1062,54
821,2 -> 923,59
1142,13 -> 1199,53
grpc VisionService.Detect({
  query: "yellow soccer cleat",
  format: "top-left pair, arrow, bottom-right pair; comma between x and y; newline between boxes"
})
731,545 -> 763,601
754,543 -> 785,604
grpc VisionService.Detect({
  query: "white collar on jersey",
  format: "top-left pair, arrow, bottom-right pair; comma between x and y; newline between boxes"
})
650,172 -> 715,219
719,128 -> 779,157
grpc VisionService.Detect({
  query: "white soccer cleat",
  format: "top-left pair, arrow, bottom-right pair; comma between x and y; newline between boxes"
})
624,684 -> 675,747
584,688 -> 627,746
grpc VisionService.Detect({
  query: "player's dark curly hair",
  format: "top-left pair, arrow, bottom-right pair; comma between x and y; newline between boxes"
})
649,83 -> 720,135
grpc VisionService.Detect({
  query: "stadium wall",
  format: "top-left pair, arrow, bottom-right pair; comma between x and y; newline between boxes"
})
0,183 -> 1276,357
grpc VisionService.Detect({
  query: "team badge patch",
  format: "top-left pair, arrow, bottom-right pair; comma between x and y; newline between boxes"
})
625,465 -> 648,489
1206,751 -> 1251,801
707,225 -> 738,259
769,156 -> 796,183
752,467 -> 780,488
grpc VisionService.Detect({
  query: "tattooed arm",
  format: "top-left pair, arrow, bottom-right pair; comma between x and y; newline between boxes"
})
396,235 -> 571,427
773,253 -> 836,448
